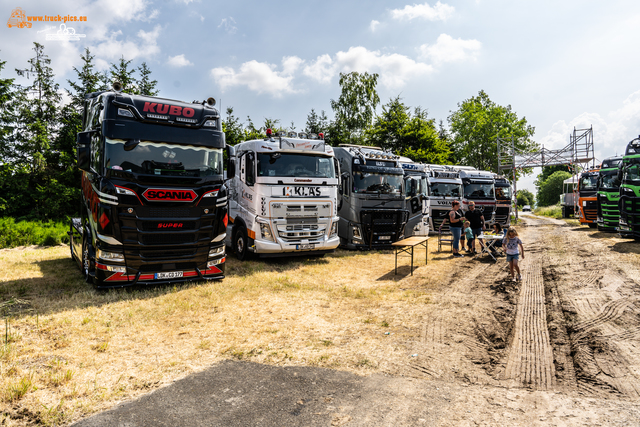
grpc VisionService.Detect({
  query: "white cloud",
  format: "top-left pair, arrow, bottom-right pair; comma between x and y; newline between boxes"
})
302,54 -> 334,84
419,34 -> 481,65
218,17 -> 237,35
538,90 -> 640,161
211,58 -> 301,97
281,56 -> 304,75
167,54 -> 193,67
391,1 -> 455,21
304,47 -> 433,90
370,20 -> 380,32
92,25 -> 162,63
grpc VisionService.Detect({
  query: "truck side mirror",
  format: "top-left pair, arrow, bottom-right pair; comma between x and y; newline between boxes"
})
77,131 -> 92,172
226,145 -> 236,180
617,166 -> 623,182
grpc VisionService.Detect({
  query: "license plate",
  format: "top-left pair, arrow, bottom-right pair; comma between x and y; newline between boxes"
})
296,244 -> 315,250
155,271 -> 183,279
378,235 -> 391,240
282,186 -> 322,197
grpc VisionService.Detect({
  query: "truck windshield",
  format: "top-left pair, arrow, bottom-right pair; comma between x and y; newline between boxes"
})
105,138 -> 223,177
353,172 -> 403,194
625,164 -> 640,181
464,183 -> 494,199
257,153 -> 335,178
430,183 -> 461,198
495,185 -> 512,200
580,175 -> 598,190
599,171 -> 620,190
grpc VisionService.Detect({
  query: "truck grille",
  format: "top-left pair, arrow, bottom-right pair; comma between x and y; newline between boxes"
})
432,209 -> 450,232
277,224 -> 325,241
146,207 -> 193,218
140,249 -> 196,259
360,210 -> 407,244
140,221 -> 197,231
140,233 -> 196,245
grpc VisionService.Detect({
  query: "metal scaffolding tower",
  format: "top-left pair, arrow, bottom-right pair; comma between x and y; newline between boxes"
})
497,126 -> 595,220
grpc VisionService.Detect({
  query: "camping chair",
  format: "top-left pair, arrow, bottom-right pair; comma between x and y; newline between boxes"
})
438,220 -> 454,252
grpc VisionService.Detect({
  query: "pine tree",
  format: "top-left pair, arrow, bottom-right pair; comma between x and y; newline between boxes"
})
137,62 -> 158,96
10,43 -> 62,218
109,56 -> 137,93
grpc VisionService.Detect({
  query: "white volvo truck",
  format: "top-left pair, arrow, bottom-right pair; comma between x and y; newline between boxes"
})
426,165 -> 463,233
225,131 -> 340,259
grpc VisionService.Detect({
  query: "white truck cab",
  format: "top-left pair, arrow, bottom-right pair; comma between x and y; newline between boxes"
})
225,131 -> 340,259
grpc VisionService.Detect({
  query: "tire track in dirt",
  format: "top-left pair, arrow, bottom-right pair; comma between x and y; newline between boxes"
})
536,216 -> 640,398
502,252 -> 556,389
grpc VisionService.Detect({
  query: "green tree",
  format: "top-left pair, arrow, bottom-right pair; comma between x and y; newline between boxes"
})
516,189 -> 534,208
536,171 -> 571,207
329,72 -> 380,145
448,90 -> 537,172
0,58 -> 18,163
366,96 -> 451,164
305,108 -> 328,135
5,43 -> 63,218
534,164 -> 575,192
109,56 -> 137,93
136,62 -> 158,96
222,107 -> 245,146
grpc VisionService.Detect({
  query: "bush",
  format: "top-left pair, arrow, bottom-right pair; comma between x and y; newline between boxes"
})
534,205 -> 562,219
0,217 -> 70,248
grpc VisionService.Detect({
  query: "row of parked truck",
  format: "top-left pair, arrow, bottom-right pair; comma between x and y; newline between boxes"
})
559,136 -> 640,239
69,88 -> 514,288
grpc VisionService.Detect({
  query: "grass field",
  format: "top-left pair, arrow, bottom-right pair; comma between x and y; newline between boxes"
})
0,243 -> 448,426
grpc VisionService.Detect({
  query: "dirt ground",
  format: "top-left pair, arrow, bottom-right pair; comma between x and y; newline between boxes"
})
3,214 -> 640,425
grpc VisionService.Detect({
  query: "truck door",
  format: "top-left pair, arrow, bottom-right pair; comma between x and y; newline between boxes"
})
239,151 -> 256,216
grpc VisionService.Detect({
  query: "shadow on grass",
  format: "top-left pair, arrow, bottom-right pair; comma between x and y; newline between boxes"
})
0,246 -> 344,319
588,230 -> 620,239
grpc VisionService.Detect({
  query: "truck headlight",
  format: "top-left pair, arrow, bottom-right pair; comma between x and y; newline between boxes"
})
330,222 -> 338,238
352,225 -> 362,240
105,265 -> 126,273
209,246 -> 225,257
207,257 -> 225,268
259,222 -> 274,241
96,249 -> 124,262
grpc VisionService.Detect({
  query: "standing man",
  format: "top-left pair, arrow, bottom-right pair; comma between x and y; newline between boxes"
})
464,201 -> 485,254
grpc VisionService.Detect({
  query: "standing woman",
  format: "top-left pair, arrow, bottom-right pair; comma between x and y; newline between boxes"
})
449,200 -> 465,258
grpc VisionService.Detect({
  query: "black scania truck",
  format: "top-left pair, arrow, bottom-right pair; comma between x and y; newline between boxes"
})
69,84 -> 228,287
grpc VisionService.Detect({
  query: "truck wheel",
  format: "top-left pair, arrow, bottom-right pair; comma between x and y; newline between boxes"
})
69,223 -> 75,261
234,227 -> 250,261
81,233 -> 94,284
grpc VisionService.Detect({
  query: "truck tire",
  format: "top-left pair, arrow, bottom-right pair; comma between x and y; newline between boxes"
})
234,227 -> 250,261
81,232 -> 95,284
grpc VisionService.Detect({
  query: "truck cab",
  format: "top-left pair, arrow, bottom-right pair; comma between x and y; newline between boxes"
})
426,165 -> 462,233
225,131 -> 340,259
334,145 -> 408,249
493,174 -> 512,227
578,168 -> 600,227
69,87 -> 228,288
596,156 -> 623,232
399,158 -> 430,236
560,176 -> 579,218
618,136 -> 640,239
456,168 -> 496,225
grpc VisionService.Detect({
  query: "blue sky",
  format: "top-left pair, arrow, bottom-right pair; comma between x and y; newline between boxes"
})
3,0 -> 640,194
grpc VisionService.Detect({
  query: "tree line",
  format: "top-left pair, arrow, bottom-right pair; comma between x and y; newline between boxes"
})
0,43 -> 539,221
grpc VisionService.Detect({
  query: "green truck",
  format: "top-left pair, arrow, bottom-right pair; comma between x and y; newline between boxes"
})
618,136 -> 640,239
596,156 -> 623,232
